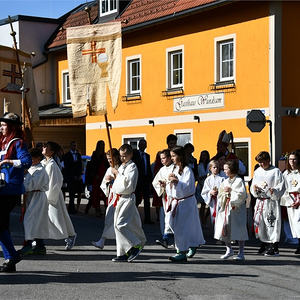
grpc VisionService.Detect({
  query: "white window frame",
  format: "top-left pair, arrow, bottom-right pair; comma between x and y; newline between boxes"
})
214,34 -> 236,83
62,70 -> 71,104
100,0 -> 117,17
234,137 -> 251,182
174,129 -> 193,146
166,45 -> 184,89
122,134 -> 146,150
126,55 -> 141,95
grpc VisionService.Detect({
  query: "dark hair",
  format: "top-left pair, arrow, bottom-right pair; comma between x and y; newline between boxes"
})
183,143 -> 194,152
106,148 -> 121,166
119,143 -> 133,155
287,151 -> 300,173
166,134 -> 177,144
29,148 -> 43,160
224,159 -> 239,175
171,146 -> 187,174
255,151 -> 270,163
160,148 -> 171,158
45,141 -> 60,156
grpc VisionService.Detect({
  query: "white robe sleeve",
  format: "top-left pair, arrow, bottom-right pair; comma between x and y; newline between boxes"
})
201,176 -> 213,205
230,177 -> 247,208
171,167 -> 195,199
100,167 -> 113,197
271,168 -> 285,200
152,168 -> 165,197
46,161 -> 63,207
113,162 -> 138,195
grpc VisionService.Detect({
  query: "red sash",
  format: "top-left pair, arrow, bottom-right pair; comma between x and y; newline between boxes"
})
253,198 -> 268,233
167,194 -> 194,217
289,192 -> 300,208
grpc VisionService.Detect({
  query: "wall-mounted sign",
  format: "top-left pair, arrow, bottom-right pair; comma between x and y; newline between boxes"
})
173,92 -> 224,112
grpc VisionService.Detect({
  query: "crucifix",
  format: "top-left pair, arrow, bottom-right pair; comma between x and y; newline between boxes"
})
82,41 -> 105,63
3,64 -> 22,84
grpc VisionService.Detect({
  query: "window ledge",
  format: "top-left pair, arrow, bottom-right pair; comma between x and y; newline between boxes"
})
162,87 -> 184,97
210,80 -> 236,91
122,93 -> 141,102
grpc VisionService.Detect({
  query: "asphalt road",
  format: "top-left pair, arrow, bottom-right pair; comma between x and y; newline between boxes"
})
1,204 -> 300,300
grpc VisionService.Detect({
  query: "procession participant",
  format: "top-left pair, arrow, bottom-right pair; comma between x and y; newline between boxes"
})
0,112 -> 31,272
281,151 -> 300,254
214,160 -> 248,260
111,144 -> 146,262
20,148 -> 49,255
250,151 -> 285,256
166,146 -> 205,262
42,142 -> 77,250
92,148 -> 121,249
152,149 -> 174,248
201,160 -> 224,229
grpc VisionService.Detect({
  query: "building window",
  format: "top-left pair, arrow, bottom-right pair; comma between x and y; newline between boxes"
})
166,46 -> 184,90
100,0 -> 117,16
123,135 -> 145,150
128,58 -> 141,94
215,34 -> 235,83
62,71 -> 70,103
234,140 -> 250,178
174,129 -> 192,146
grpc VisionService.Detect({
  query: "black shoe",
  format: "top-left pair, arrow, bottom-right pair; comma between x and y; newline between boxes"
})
112,255 -> 128,262
156,239 -> 168,249
295,248 -> 300,255
257,244 -> 266,255
127,246 -> 143,262
264,248 -> 276,257
0,260 -> 17,273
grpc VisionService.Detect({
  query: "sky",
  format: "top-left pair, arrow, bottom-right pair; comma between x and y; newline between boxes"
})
0,0 -> 90,20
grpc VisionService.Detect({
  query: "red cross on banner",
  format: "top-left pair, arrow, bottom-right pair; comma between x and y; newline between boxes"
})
82,41 -> 105,63
3,64 -> 21,84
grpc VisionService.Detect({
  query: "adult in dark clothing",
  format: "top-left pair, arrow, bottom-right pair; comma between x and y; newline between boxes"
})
0,112 -> 32,272
85,140 -> 109,216
63,141 -> 83,214
135,139 -> 153,224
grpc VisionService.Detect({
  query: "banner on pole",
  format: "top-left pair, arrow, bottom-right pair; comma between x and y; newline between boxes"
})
0,45 -> 39,124
67,22 -> 122,117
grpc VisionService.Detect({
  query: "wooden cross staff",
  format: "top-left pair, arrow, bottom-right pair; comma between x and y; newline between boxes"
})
8,16 -> 35,148
84,6 -> 114,166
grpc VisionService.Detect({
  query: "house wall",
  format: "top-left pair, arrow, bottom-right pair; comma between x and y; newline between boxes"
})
84,2 -> 271,177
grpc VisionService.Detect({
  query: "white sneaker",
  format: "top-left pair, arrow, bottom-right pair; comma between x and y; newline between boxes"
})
233,253 -> 245,261
220,250 -> 234,259
91,239 -> 104,249
65,233 -> 77,250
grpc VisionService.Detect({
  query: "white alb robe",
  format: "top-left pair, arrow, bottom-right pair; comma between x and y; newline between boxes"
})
214,176 -> 248,242
281,169 -> 300,238
152,164 -> 174,235
201,174 -> 224,225
23,163 -> 50,240
250,166 -> 285,243
112,160 -> 146,256
42,158 -> 76,239
166,166 -> 205,252
100,166 -> 116,240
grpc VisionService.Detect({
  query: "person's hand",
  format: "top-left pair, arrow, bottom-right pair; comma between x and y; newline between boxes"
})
269,188 -> 275,195
168,173 -> 178,184
159,180 -> 166,188
210,189 -> 218,197
111,168 -> 118,176
105,175 -> 114,181
224,186 -> 231,193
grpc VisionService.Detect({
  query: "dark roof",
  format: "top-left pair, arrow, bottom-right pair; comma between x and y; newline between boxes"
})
46,0 -> 227,50
119,0 -> 219,30
0,15 -> 59,26
46,1 -> 98,50
39,105 -> 73,118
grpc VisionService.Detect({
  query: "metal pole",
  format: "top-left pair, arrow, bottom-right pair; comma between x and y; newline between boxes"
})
266,120 -> 273,164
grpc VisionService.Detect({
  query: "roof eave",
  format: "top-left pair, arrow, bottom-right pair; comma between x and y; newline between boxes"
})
122,0 -> 232,33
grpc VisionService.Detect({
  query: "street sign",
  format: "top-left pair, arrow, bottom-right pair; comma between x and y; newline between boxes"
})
246,110 -> 266,132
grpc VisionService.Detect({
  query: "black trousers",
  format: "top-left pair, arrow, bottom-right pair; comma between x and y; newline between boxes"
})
0,194 -> 20,232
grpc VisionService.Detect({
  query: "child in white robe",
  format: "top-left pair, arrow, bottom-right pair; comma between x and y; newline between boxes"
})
152,149 -> 174,248
42,142 -> 77,250
166,146 -> 205,262
214,159 -> 248,260
92,148 -> 121,249
20,148 -> 50,255
250,151 -> 285,256
111,144 -> 146,262
201,160 -> 224,228
281,151 -> 300,254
